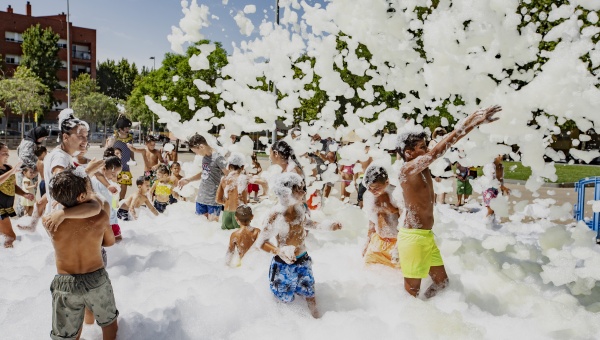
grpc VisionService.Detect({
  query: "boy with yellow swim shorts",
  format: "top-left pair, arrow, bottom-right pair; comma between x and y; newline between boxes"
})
361,165 -> 401,269
395,106 -> 501,298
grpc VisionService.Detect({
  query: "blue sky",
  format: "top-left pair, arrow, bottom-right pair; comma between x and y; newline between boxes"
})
1,0 -> 322,71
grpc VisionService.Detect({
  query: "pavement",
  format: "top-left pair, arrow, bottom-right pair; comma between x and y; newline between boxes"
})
6,142 -> 598,225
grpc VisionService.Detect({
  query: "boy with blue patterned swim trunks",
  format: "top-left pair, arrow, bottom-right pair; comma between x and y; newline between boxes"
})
395,106 -> 501,298
257,172 -> 341,318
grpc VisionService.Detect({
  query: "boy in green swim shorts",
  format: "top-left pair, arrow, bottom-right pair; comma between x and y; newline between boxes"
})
47,168 -> 118,339
395,106 -> 501,298
215,153 -> 248,230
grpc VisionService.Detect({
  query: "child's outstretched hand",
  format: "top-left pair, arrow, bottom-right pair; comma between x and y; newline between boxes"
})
22,193 -> 34,201
456,105 -> 502,133
331,222 -> 342,231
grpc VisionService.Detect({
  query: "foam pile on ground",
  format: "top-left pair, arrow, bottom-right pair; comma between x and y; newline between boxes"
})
3,198 -> 600,338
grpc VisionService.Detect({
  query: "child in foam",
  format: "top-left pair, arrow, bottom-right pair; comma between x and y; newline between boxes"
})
482,154 -> 510,221
35,146 -> 48,196
0,143 -> 34,247
225,205 -> 260,267
128,135 -> 165,182
361,165 -> 401,269
20,165 -> 38,217
91,156 -> 123,241
178,134 -> 229,222
118,176 -> 159,221
150,164 -> 177,214
215,153 -> 248,230
395,106 -> 501,298
257,172 -> 342,318
106,115 -> 135,200
46,169 -> 118,339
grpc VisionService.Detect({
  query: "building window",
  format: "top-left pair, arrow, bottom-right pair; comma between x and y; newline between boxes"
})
5,55 -> 20,65
4,31 -> 23,43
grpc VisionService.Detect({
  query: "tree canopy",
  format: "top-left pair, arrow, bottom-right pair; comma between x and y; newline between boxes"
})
20,24 -> 62,106
97,59 -> 139,100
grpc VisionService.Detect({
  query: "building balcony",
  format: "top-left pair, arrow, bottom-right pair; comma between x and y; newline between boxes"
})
72,50 -> 91,60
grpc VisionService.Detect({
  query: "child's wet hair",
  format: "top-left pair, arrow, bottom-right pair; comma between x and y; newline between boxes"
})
156,164 -> 170,175
103,147 -> 116,158
145,135 -> 157,143
363,165 -> 388,187
34,146 -> 47,157
104,156 -> 122,170
0,142 -> 6,150
397,132 -> 428,161
171,161 -> 180,168
235,204 -> 253,225
271,140 -> 303,173
228,164 -> 242,171
136,176 -> 147,186
49,167 -> 90,208
188,134 -> 208,148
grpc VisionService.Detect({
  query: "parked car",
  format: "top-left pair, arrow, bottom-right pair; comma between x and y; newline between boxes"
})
0,129 -> 21,137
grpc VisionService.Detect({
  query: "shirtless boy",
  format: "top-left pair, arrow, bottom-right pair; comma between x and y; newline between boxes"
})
128,135 -> 164,177
225,205 -> 260,266
396,106 -> 501,298
362,165 -> 401,269
257,172 -> 341,318
47,169 -> 118,340
118,176 -> 159,221
215,154 -> 248,230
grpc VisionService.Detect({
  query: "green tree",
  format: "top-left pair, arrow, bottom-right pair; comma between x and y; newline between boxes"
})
71,73 -> 99,101
20,24 -> 62,105
127,40 -> 228,127
0,66 -> 49,138
97,59 -> 139,100
72,92 -> 119,140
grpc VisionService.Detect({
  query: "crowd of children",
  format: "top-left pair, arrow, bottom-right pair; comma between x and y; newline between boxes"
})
0,105 -> 508,336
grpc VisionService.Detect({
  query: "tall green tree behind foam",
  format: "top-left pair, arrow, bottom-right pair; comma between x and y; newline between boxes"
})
20,24 -> 62,107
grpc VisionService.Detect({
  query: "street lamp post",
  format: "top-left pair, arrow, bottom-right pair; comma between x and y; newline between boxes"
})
272,0 -> 280,144
150,56 -> 155,134
67,0 -> 71,108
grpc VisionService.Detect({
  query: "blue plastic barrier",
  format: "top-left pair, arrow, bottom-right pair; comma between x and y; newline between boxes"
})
574,177 -> 600,241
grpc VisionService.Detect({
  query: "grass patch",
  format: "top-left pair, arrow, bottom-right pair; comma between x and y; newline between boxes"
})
489,162 -> 600,183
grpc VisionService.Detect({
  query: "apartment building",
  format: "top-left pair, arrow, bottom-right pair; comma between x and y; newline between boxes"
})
0,1 -> 96,128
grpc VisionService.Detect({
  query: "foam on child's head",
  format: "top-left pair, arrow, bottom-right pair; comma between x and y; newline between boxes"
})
228,152 -> 246,168
363,165 -> 389,188
271,172 -> 304,200
395,122 -> 429,153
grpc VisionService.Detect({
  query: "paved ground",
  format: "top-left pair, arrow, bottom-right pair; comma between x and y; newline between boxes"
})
6,142 -> 598,224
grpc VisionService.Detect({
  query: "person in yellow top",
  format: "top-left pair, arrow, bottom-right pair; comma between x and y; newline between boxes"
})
150,164 -> 176,213
0,143 -> 35,247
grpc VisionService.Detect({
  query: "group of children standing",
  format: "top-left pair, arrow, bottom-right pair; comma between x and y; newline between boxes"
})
0,105 -> 505,337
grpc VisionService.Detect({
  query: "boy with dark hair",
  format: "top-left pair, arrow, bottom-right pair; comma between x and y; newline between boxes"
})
395,106 -> 501,298
118,176 -> 159,220
361,165 -> 401,268
35,146 -> 48,196
128,135 -> 164,178
216,153 -> 248,229
178,134 -> 228,222
47,169 -> 118,340
225,205 -> 260,266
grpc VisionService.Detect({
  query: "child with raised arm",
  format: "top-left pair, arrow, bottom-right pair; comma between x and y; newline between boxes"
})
225,205 -> 260,266
257,172 -> 342,318
47,169 -> 118,340
361,165 -> 401,269
118,176 -> 159,221
395,106 -> 501,298
216,153 -> 248,230
128,135 -> 164,180
0,143 -> 34,247
150,164 -> 176,213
